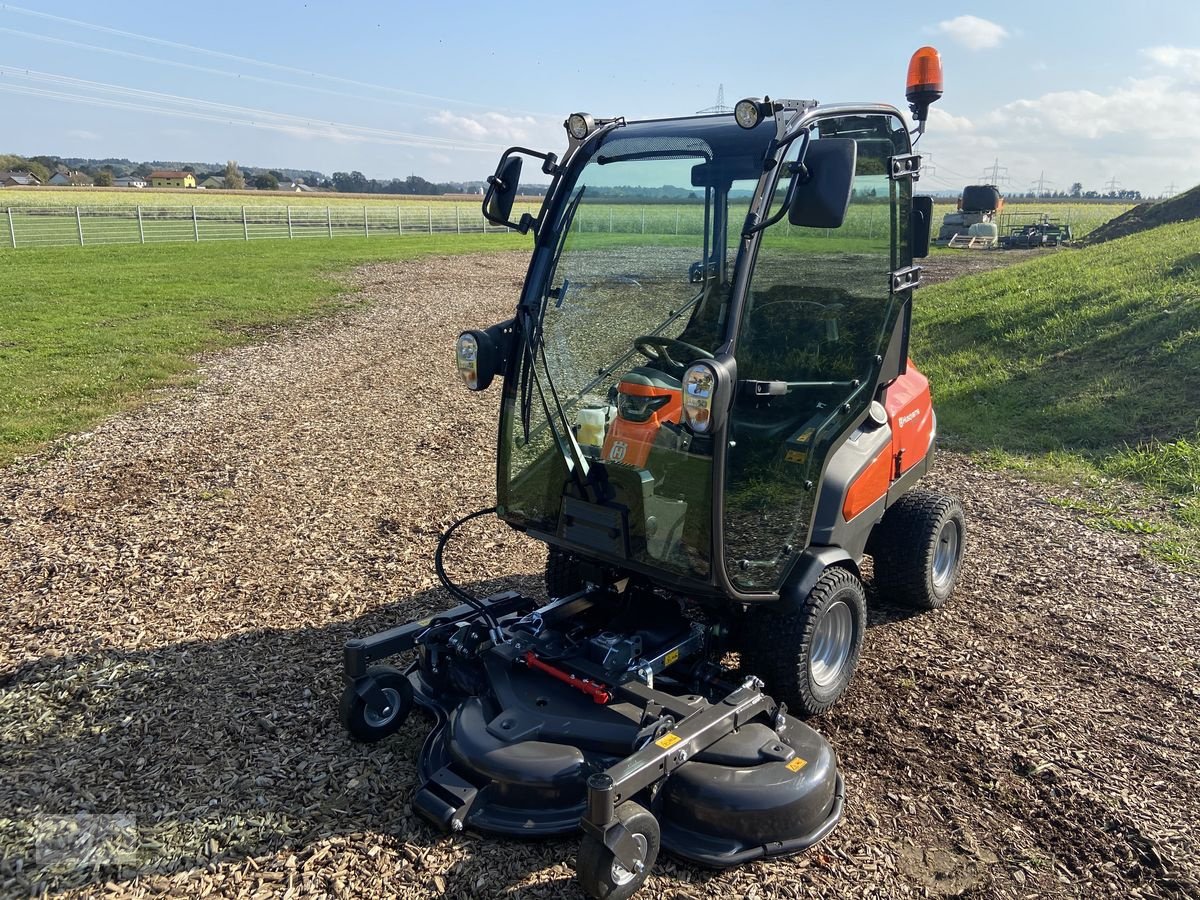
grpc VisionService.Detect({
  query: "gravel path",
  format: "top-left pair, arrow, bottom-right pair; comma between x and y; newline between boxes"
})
2,251 -> 1197,899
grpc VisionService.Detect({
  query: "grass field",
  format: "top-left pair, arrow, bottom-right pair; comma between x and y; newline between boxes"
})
0,234 -> 524,464
916,218 -> 1200,568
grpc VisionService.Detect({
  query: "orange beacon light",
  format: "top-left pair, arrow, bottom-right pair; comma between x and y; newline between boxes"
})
906,46 -> 944,122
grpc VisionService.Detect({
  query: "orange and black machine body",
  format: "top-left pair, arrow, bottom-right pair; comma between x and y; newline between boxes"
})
601,370 -> 684,468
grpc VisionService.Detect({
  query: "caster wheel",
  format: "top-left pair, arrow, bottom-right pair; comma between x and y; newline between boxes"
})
340,665 -> 413,742
576,801 -> 660,900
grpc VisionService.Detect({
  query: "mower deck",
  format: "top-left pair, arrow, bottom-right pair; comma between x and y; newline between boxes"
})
343,586 -> 844,870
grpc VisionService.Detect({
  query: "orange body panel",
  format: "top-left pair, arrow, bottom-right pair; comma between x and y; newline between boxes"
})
885,361 -> 934,477
842,362 -> 935,521
601,381 -> 681,468
843,446 -> 893,521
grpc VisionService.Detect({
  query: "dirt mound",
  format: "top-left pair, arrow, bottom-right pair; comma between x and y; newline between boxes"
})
1084,183 -> 1200,244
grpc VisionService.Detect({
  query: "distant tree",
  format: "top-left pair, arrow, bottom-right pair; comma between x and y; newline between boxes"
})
1069,182 -> 1083,198
0,154 -> 51,182
134,162 -> 154,178
332,171 -> 370,193
182,165 -> 196,173
93,171 -> 114,187
224,160 -> 246,190
253,172 -> 279,190
268,170 -> 285,181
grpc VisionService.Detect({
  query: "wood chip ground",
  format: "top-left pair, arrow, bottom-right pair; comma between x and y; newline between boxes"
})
1,252 -> 1197,899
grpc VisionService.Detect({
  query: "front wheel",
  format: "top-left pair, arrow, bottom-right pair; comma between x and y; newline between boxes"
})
576,802 -> 660,900
738,566 -> 867,716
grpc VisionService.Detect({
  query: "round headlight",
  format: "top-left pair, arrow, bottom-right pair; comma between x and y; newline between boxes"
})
734,98 -> 762,129
682,363 -> 718,433
456,332 -> 481,390
566,113 -> 594,140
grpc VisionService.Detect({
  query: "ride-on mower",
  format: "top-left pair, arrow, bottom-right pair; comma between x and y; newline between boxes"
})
341,47 -> 965,898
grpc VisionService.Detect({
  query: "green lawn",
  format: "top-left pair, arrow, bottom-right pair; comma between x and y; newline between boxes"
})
0,234 -> 524,464
915,219 -> 1200,568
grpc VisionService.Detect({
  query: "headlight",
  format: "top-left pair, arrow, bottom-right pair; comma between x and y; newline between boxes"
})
682,363 -> 718,433
456,333 -> 481,390
566,112 -> 594,140
734,98 -> 763,130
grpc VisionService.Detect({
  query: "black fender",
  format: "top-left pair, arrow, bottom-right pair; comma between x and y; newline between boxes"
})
780,546 -> 859,607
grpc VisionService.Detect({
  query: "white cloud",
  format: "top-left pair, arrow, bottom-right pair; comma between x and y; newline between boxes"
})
919,48 -> 1200,195
1143,46 -> 1200,80
429,109 -> 550,145
936,15 -> 1009,50
65,128 -> 100,141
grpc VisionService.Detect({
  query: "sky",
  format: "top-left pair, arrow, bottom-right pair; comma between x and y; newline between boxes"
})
1,1 -> 1198,196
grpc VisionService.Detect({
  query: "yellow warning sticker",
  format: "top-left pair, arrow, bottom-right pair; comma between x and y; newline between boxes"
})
664,649 -> 680,667
785,757 -> 808,773
785,450 -> 808,464
655,733 -> 682,749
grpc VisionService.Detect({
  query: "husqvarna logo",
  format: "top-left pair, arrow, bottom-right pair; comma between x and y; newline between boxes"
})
898,409 -> 922,427
608,441 -> 628,462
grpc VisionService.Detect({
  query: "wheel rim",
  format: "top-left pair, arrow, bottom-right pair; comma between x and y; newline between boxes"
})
810,599 -> 854,689
932,519 -> 960,590
363,687 -> 400,728
610,834 -> 648,886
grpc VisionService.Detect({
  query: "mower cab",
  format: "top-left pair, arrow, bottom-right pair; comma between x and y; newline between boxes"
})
342,48 -> 965,899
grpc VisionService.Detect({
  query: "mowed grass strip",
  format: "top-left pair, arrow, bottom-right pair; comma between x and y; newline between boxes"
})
0,234 -> 524,464
915,218 -> 1200,566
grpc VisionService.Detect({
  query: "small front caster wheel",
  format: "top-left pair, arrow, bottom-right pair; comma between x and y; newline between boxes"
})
576,801 -> 660,900
340,665 -> 413,743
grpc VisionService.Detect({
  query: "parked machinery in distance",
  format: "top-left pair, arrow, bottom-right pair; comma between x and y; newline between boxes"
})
936,184 -> 1003,247
999,215 -> 1073,249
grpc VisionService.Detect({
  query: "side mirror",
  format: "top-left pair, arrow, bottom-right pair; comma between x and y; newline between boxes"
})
483,155 -> 522,227
911,195 -> 933,258
788,138 -> 857,229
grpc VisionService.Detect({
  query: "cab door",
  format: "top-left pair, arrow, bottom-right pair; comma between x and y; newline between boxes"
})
723,113 -> 912,592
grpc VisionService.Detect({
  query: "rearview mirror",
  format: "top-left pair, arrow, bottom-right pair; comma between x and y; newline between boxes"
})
911,195 -> 933,258
788,138 -> 857,229
484,155 -> 522,227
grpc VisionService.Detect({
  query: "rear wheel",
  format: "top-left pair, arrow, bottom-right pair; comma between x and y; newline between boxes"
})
871,490 -> 966,609
576,801 -> 660,900
738,566 -> 866,716
546,547 -> 584,598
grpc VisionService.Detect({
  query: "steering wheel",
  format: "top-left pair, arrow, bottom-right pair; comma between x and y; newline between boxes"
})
633,335 -> 714,377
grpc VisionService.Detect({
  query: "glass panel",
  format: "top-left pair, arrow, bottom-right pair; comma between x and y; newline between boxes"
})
503,122 -> 765,583
724,114 -> 910,591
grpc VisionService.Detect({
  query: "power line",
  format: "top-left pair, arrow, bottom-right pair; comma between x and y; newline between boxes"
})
1030,170 -> 1055,197
0,80 -> 502,152
0,65 -> 505,150
0,3 -> 551,116
1105,175 -> 1122,193
0,26 -> 490,117
696,85 -> 732,115
1163,182 -> 1178,198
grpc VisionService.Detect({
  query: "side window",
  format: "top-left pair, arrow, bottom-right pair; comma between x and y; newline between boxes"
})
724,115 -> 909,591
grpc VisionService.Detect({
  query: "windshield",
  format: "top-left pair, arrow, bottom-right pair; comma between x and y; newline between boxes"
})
501,117 -> 770,584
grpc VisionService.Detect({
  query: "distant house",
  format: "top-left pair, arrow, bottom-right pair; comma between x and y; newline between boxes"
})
150,170 -> 197,189
113,176 -> 148,189
0,171 -> 42,187
197,175 -> 226,190
47,171 -> 93,186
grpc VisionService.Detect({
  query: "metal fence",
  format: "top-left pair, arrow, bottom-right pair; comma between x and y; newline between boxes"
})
0,203 -> 534,249
0,200 -> 896,249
